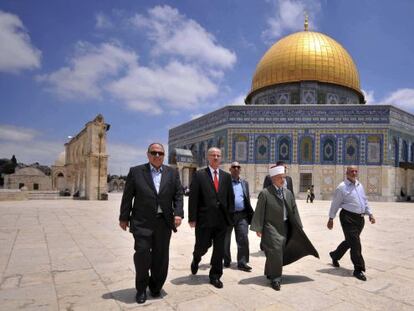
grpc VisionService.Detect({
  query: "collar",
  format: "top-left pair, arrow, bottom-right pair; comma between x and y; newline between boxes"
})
208,166 -> 219,174
345,178 -> 359,187
232,177 -> 240,183
273,185 -> 284,192
150,164 -> 163,173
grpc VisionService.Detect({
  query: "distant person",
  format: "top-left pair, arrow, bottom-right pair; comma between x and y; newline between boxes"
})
263,161 -> 294,195
310,185 -> 315,203
251,165 -> 319,291
223,162 -> 254,272
119,143 -> 184,304
327,166 -> 376,281
189,147 -> 234,289
306,187 -> 311,203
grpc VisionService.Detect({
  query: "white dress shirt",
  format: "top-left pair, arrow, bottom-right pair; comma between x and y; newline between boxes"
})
329,179 -> 373,219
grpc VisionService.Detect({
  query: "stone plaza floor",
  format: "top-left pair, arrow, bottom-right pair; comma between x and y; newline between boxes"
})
0,194 -> 413,310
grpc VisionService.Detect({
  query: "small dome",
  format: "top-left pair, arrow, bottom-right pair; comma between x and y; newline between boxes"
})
247,31 -> 363,102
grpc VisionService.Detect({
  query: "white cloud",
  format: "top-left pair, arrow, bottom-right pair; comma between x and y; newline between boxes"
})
0,140 -> 62,165
131,5 -> 236,68
379,88 -> 414,114
0,125 -> 39,142
95,12 -> 113,29
362,89 -> 376,104
191,113 -> 204,120
38,5 -> 234,115
37,42 -> 137,99
0,10 -> 41,73
228,94 -> 246,105
109,60 -> 218,113
262,0 -> 321,42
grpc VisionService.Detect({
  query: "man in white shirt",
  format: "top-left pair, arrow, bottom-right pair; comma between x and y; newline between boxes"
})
327,165 -> 376,281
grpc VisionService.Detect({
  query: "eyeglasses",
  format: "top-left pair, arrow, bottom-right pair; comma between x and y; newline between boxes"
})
231,166 -> 241,169
350,170 -> 358,173
149,151 -> 165,157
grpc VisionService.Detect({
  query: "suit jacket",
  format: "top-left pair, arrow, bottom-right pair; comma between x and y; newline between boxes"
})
263,174 -> 294,196
189,167 -> 235,228
119,163 -> 184,233
236,179 -> 254,224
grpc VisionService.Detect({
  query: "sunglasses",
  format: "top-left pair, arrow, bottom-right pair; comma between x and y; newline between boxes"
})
231,166 -> 241,169
149,151 -> 165,156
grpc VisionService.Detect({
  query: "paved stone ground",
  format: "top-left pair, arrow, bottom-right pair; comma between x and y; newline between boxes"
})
0,194 -> 413,311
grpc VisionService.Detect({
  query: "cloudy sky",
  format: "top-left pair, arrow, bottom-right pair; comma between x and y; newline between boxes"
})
1,0 -> 413,174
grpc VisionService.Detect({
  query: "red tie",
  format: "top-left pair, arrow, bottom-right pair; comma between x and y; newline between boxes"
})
213,170 -> 219,192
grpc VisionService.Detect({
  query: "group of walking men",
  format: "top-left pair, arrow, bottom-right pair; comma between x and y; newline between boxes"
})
119,143 -> 376,304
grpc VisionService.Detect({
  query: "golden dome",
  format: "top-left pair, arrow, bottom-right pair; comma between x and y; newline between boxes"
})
247,31 -> 363,101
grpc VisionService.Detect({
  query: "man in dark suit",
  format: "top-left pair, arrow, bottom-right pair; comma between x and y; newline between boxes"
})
263,161 -> 294,195
189,147 -> 234,289
224,162 -> 254,272
119,143 -> 183,304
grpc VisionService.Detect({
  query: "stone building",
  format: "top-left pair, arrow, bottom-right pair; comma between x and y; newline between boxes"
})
169,24 -> 414,201
51,114 -> 110,200
4,167 -> 52,191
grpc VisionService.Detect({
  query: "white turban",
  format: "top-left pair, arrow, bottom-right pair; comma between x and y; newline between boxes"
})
269,166 -> 285,177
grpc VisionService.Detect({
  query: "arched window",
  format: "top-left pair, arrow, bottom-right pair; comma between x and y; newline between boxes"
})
255,136 -> 270,163
277,137 -> 291,162
392,138 -> 399,166
344,137 -> 359,164
234,135 -> 248,162
321,137 -> 336,163
198,142 -> 206,166
402,140 -> 408,162
299,136 -> 313,163
411,143 -> 414,163
367,136 -> 381,164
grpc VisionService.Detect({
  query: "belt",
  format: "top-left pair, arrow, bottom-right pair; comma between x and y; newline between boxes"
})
342,209 -> 365,217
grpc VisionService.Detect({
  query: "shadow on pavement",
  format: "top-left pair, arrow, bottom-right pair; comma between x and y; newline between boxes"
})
317,266 -> 353,277
102,288 -> 136,304
170,274 -> 210,286
102,288 -> 167,304
239,274 -> 314,287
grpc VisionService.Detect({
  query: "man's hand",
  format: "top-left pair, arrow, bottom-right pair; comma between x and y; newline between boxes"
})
327,218 -> 333,230
189,221 -> 196,228
369,215 -> 376,224
256,231 -> 262,237
119,221 -> 129,231
174,216 -> 182,228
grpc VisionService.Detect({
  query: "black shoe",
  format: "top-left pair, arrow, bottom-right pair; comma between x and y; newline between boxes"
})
223,261 -> 231,268
353,271 -> 367,281
329,252 -> 340,268
191,260 -> 199,275
150,290 -> 161,298
209,278 -> 223,289
136,291 -> 147,304
271,280 -> 281,291
237,264 -> 252,272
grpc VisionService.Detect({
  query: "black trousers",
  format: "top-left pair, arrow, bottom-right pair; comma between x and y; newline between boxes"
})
224,212 -> 249,265
133,217 -> 172,294
331,209 -> 365,272
193,224 -> 227,280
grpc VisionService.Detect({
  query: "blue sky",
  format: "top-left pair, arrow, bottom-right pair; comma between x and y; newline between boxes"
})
0,0 -> 413,174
